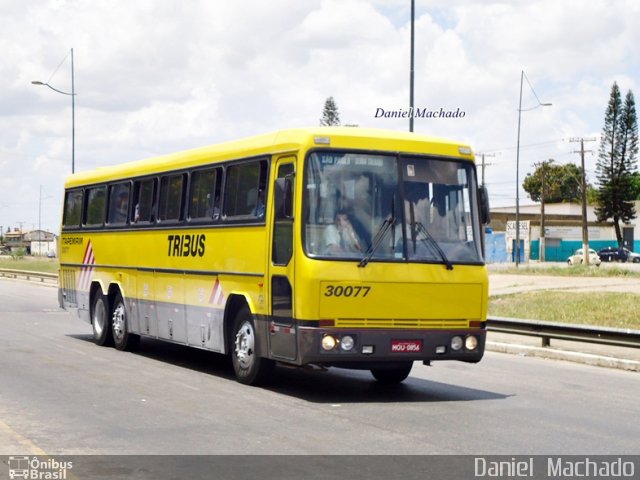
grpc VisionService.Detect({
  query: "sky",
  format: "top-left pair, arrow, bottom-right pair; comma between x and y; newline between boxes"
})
1,0 -> 638,234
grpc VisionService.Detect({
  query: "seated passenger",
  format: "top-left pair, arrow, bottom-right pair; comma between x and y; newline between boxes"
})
323,210 -> 362,254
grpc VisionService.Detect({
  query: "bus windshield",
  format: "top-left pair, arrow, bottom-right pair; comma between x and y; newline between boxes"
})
303,151 -> 483,265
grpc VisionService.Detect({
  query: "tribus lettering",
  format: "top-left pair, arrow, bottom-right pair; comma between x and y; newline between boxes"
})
167,234 -> 206,257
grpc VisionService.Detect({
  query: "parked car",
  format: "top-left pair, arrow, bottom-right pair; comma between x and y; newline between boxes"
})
597,247 -> 640,263
629,250 -> 640,263
567,248 -> 601,266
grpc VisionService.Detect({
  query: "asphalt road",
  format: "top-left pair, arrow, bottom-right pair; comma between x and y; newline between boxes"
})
0,278 -> 638,456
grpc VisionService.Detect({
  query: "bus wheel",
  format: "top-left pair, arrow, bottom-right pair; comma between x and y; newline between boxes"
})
111,292 -> 140,352
231,306 -> 274,385
92,293 -> 113,346
370,362 -> 413,384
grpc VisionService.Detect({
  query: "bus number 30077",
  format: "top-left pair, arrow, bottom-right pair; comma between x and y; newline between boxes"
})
323,285 -> 371,298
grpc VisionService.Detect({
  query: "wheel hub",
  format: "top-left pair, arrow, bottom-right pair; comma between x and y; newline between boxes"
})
234,321 -> 255,370
93,301 -> 106,336
112,303 -> 125,341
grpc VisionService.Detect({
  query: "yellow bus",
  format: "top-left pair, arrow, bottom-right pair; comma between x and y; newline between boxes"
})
58,127 -> 491,385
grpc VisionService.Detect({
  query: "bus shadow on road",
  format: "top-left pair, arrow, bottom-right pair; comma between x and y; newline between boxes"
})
265,367 -> 512,404
67,334 -> 511,403
66,334 -> 237,381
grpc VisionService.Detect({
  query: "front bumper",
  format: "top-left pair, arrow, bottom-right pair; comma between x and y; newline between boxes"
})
295,326 -> 486,366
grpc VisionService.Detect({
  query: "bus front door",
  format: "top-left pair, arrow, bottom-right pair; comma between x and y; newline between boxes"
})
268,158 -> 296,361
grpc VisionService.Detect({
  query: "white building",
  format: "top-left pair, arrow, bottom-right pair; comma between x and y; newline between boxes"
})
487,201 -> 639,262
23,230 -> 58,257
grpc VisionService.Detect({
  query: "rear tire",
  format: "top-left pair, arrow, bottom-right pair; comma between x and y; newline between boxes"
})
231,306 -> 274,385
92,293 -> 113,346
371,362 -> 413,384
111,292 -> 140,351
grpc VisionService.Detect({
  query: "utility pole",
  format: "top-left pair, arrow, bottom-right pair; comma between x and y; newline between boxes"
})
533,159 -> 553,262
476,152 -> 495,186
540,162 -> 546,262
39,185 -> 42,255
570,137 -> 597,265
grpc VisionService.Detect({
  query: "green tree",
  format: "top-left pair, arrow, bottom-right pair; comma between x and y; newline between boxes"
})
595,83 -> 638,247
631,172 -> 640,199
586,185 -> 600,204
320,96 -> 341,126
523,160 -> 583,203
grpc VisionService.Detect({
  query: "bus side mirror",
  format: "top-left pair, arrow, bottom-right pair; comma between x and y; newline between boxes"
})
479,186 -> 490,225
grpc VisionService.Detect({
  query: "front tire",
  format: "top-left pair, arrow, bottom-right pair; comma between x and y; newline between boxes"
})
231,306 -> 274,385
92,293 -> 113,346
371,362 -> 413,384
111,292 -> 140,351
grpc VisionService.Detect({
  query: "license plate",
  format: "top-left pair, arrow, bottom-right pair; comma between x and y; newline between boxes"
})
391,339 -> 423,353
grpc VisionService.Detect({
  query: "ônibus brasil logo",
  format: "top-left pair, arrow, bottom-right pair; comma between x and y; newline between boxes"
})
8,456 -> 73,479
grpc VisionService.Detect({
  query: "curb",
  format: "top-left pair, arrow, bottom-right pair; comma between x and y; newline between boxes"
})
487,341 -> 640,372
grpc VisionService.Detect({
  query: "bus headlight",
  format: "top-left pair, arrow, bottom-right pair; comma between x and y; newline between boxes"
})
450,336 -> 463,351
340,335 -> 355,352
321,335 -> 337,351
465,335 -> 478,351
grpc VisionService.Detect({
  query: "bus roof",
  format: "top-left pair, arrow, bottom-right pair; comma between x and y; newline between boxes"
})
65,127 -> 474,188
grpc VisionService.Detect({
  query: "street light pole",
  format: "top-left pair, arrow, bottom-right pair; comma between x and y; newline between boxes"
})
32,48 -> 76,174
514,70 -> 552,267
515,71 -> 523,266
71,47 -> 75,174
409,0 -> 415,133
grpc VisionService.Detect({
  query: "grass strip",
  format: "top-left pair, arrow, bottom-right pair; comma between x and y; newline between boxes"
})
491,265 -> 640,278
0,257 -> 59,274
490,291 -> 640,330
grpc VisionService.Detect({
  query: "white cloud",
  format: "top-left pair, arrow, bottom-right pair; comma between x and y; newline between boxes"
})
0,0 -> 638,232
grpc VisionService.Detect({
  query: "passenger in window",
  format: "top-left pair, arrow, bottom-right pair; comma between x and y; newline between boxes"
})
428,195 -> 449,240
323,210 -> 362,254
113,191 -> 129,223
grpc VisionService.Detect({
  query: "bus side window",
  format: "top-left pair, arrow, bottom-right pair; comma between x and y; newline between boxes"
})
107,182 -> 131,225
224,159 -> 268,220
272,163 -> 294,265
84,185 -> 107,227
158,173 -> 186,222
132,178 -> 157,224
189,167 -> 221,221
63,189 -> 84,228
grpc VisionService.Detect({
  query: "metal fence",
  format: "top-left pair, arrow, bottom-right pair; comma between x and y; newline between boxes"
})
0,268 -> 57,283
487,316 -> 640,349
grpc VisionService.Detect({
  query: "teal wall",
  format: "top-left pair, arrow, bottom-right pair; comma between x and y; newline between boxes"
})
530,240 -> 640,261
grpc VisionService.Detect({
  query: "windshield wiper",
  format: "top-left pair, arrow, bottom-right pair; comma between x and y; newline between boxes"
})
359,197 -> 396,268
358,215 -> 396,268
409,203 -> 453,270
